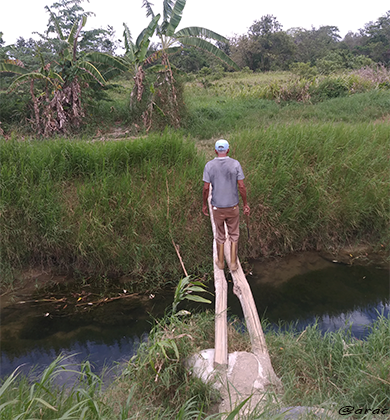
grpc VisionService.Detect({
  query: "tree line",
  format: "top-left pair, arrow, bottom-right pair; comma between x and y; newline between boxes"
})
0,0 -> 389,137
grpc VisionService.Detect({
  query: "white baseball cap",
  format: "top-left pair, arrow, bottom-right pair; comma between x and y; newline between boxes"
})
215,139 -> 229,152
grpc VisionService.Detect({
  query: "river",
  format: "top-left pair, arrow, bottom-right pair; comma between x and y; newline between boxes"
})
1,251 -> 389,380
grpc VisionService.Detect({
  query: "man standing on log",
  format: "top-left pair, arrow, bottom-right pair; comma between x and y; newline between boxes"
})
202,139 -> 250,271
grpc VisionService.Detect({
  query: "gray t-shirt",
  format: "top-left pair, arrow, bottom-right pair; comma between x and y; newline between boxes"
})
203,157 -> 245,208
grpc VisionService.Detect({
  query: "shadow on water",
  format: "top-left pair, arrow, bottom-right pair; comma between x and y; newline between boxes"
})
227,252 -> 389,337
1,251 -> 389,381
0,286 -> 173,380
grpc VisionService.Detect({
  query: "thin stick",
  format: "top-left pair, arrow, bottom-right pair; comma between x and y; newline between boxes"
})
166,178 -> 170,221
360,369 -> 390,386
172,239 -> 188,277
166,177 -> 188,277
245,213 -> 250,240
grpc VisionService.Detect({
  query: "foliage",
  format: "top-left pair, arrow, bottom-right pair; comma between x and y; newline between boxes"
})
230,16 -> 296,72
289,62 -> 318,78
288,25 -> 341,66
359,10 -> 390,65
138,0 -> 239,130
0,133 -> 209,284
43,0 -> 119,54
268,315 -> 390,409
172,276 -> 211,315
1,312 -> 389,418
0,14 -> 126,136
0,32 -> 6,60
310,77 -> 349,101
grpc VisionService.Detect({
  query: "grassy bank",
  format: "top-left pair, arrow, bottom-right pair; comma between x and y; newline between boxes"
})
1,311 -> 389,419
0,133 -> 209,286
1,71 -> 389,287
1,118 -> 389,287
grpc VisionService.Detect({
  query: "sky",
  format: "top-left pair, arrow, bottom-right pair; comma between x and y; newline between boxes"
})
1,0 -> 389,50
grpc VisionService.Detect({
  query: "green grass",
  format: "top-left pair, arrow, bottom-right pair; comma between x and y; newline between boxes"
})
0,70 -> 389,288
183,88 -> 390,139
1,312 -> 389,419
0,133 -> 211,286
232,122 -> 389,256
1,121 -> 389,287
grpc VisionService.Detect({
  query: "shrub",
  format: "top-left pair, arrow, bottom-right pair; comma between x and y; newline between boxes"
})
310,77 -> 349,101
290,62 -> 318,79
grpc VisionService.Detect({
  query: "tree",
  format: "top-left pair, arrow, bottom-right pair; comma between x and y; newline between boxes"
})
40,0 -> 120,54
231,15 -> 295,71
288,26 -> 341,65
0,14 -> 126,136
141,0 -> 238,128
359,11 -> 390,65
0,32 -> 7,62
249,15 -> 282,37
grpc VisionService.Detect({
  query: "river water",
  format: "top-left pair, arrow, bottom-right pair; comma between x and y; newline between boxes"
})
1,251 -> 389,380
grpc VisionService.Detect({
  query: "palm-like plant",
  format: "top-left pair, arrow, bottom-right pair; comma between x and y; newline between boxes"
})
141,0 -> 239,128
122,14 -> 161,108
0,11 -> 126,136
142,0 -> 238,69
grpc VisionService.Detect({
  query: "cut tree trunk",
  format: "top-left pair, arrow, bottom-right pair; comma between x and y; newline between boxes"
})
208,186 -> 281,388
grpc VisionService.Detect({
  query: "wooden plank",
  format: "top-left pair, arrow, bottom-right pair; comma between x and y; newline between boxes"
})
223,241 -> 269,356
224,240 -> 281,387
207,188 -> 281,387
208,187 -> 228,367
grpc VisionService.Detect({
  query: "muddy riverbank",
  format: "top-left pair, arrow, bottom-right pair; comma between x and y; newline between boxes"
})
1,247 -> 388,380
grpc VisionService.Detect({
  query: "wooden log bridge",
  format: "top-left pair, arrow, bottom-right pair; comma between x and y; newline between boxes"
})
208,187 -> 280,387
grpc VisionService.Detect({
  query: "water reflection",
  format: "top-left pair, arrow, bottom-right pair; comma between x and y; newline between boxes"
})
1,335 -> 148,382
228,253 -> 390,338
1,252 -> 389,379
0,292 -> 167,378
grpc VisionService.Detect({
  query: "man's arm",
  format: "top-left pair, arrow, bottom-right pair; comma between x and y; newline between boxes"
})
238,179 -> 250,215
202,182 -> 210,216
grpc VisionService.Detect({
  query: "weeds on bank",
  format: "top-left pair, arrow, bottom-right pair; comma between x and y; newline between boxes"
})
184,68 -> 390,138
267,314 -> 390,409
0,132 -> 211,285
1,313 -> 389,419
231,122 -> 389,258
1,119 -> 389,285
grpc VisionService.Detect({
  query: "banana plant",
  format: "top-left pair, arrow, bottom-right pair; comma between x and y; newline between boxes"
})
0,12 -> 126,136
142,0 -> 239,70
122,14 -> 161,107
140,0 -> 239,128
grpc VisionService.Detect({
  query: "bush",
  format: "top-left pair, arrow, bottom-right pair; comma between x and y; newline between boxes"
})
289,62 -> 318,79
310,77 -> 349,101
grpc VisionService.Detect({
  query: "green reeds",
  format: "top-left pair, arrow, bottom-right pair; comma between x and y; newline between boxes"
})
2,314 -> 389,419
0,132 -> 211,286
1,119 -> 388,286
231,122 -> 389,257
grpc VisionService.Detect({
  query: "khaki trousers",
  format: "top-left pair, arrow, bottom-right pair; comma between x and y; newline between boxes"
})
212,205 -> 240,244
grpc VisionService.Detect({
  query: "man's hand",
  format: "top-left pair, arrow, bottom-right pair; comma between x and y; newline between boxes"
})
243,204 -> 250,216
202,204 -> 209,216
202,182 -> 210,216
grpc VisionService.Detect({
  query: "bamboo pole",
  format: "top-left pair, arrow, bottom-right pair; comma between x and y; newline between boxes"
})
208,187 -> 280,387
223,241 -> 269,355
208,186 -> 228,367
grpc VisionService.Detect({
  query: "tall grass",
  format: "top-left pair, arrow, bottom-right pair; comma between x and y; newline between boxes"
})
0,133 -> 211,285
1,70 -> 389,287
231,122 -> 389,257
1,312 -> 389,419
1,119 -> 389,286
267,314 -> 390,410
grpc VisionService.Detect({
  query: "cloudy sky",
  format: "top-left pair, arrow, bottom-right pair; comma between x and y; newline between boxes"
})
1,0 -> 389,48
